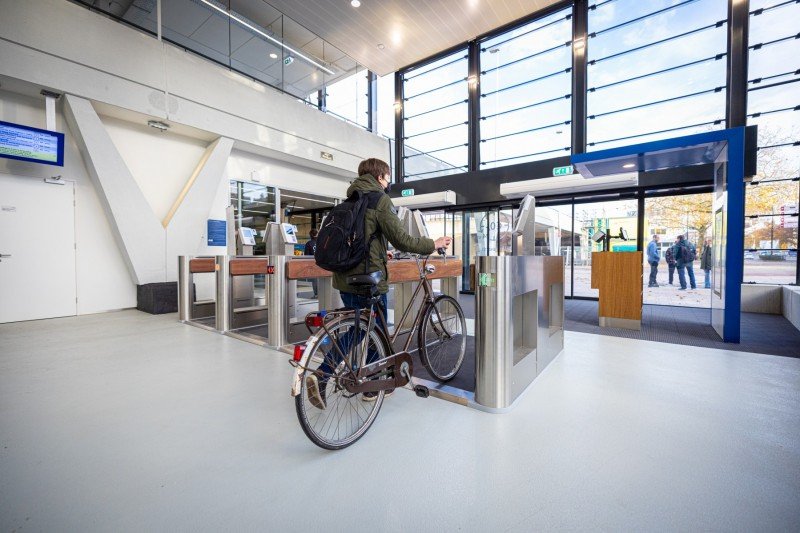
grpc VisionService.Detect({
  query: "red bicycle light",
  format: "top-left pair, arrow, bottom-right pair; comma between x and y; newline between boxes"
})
293,344 -> 306,362
305,315 -> 325,328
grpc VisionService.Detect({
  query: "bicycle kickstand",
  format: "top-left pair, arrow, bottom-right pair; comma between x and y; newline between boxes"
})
399,361 -> 430,398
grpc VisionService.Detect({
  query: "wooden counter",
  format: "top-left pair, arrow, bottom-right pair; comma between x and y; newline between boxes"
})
590,251 -> 643,329
286,257 -> 462,283
189,257 -> 215,273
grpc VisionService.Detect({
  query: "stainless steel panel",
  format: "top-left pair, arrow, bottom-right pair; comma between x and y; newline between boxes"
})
474,255 -> 564,410
215,256 -> 230,333
267,256 -> 287,347
178,256 -> 191,322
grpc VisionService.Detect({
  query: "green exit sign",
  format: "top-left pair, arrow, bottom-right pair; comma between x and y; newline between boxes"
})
401,188 -> 415,197
553,165 -> 574,176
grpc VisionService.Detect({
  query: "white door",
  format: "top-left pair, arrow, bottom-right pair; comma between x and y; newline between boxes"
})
0,174 -> 76,323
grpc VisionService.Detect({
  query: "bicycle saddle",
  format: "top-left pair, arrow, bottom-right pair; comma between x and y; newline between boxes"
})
347,271 -> 383,287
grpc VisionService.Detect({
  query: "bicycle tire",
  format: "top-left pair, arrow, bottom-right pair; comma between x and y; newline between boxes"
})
295,314 -> 390,450
418,295 -> 467,382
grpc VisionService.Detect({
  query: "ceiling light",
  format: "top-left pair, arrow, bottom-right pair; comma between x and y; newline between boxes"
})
147,120 -> 169,132
351,0 -> 361,6
198,0 -> 334,75
269,52 -> 278,59
622,163 -> 636,169
377,43 -> 386,50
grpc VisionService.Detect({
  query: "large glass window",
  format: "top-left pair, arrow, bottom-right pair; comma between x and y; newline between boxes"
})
745,0 -> 799,284
586,0 -> 729,150
479,6 -> 573,168
324,67 -> 369,129
402,49 -> 469,181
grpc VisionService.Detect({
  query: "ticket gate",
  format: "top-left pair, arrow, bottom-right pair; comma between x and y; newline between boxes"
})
177,256 -> 217,330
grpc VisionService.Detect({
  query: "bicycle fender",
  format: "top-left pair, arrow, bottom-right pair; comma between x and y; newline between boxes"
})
290,330 -> 324,397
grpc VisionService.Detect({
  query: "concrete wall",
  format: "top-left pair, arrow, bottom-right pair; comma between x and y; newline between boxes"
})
781,286 -> 800,332
740,284 -> 783,314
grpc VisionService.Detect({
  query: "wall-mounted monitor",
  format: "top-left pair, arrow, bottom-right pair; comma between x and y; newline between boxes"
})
0,120 -> 65,166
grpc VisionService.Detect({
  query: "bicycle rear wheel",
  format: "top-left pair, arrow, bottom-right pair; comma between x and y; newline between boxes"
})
418,295 -> 467,382
295,315 -> 390,450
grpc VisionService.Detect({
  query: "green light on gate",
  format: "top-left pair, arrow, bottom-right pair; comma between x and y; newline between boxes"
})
552,165 -> 574,177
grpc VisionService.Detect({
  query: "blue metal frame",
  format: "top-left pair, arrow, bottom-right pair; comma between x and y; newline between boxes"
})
570,128 -> 746,343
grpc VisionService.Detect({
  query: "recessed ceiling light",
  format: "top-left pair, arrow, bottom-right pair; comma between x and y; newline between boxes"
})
377,43 -> 385,50
269,52 -> 278,59
623,163 -> 636,169
351,0 -> 361,7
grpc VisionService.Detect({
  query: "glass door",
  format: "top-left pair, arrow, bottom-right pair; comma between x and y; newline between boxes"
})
572,198 -> 639,298
643,191 -> 713,307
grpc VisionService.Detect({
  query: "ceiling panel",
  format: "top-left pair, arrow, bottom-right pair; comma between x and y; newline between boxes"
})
264,0 -> 566,75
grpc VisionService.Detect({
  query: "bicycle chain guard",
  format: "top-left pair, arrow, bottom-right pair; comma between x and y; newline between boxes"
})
342,351 -> 414,394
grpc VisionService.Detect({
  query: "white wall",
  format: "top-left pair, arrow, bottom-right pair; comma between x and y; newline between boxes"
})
226,150 -> 350,200
0,90 -> 136,314
101,116 -> 208,222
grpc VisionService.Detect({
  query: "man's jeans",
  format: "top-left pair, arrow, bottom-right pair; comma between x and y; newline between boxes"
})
315,291 -> 388,379
704,269 -> 711,289
677,264 -> 697,289
648,261 -> 659,286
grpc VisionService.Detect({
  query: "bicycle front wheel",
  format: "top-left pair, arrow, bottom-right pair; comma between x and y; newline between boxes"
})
418,295 -> 467,382
295,315 -> 390,450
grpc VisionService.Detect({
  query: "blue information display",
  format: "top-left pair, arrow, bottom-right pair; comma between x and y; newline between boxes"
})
0,120 -> 65,166
207,219 -> 227,247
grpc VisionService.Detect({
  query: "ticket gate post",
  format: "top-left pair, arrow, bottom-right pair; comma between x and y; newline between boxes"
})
215,255 -> 272,339
473,195 -> 565,411
177,255 -> 217,330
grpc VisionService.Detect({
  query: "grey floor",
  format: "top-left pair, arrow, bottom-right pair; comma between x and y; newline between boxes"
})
1,310 -> 799,531
565,299 -> 800,358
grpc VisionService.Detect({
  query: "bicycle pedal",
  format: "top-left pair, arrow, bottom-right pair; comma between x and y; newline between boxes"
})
413,385 -> 429,398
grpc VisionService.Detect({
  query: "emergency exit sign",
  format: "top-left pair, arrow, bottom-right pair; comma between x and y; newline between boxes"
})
553,165 -> 573,176
401,188 -> 415,197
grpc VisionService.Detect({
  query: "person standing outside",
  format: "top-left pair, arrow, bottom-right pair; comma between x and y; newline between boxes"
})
665,237 -> 677,285
672,234 -> 697,290
304,228 -> 318,297
646,234 -> 661,288
700,237 -> 712,289
307,158 -> 452,408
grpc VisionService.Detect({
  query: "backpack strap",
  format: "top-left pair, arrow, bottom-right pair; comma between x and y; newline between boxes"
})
362,192 -> 384,275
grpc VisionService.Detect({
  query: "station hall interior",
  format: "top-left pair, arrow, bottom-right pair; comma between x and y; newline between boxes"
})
0,0 -> 799,530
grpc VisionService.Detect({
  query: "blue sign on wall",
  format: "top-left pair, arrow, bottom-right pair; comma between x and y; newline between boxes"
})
207,219 -> 226,247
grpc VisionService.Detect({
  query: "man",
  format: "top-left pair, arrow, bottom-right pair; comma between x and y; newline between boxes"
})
646,234 -> 660,287
700,238 -> 712,289
665,237 -> 677,285
304,228 -> 318,297
672,234 -> 697,290
307,158 -> 451,408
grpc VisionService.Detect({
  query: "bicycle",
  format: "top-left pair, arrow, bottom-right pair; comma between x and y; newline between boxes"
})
289,250 -> 467,450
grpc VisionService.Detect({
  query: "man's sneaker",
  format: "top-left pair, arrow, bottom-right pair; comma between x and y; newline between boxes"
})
362,389 -> 394,402
306,374 -> 326,409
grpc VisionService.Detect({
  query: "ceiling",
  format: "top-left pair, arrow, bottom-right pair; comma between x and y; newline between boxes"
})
264,0 -> 564,76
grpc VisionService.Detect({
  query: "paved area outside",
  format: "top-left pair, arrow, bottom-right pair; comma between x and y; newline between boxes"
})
1,310 -> 799,531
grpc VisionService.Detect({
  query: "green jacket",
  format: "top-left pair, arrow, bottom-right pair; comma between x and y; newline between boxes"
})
332,174 -> 435,295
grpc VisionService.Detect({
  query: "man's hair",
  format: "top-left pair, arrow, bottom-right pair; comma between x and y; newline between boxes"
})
309,228 -> 318,238
358,158 -> 390,180
677,234 -> 685,241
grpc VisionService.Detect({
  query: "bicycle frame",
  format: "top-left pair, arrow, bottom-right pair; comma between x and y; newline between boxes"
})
290,255 -> 453,396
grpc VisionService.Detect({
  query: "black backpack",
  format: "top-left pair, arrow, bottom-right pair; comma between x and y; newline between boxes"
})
314,190 -> 382,272
679,242 -> 696,263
